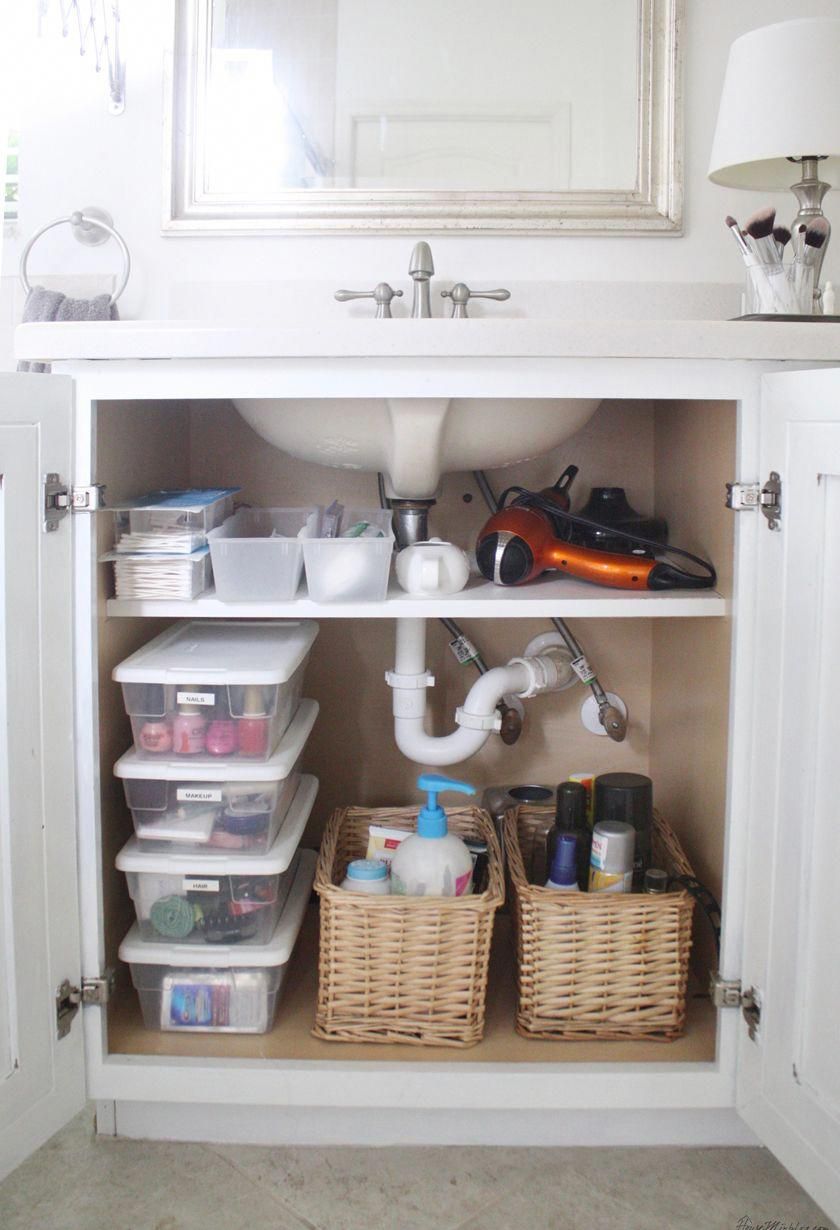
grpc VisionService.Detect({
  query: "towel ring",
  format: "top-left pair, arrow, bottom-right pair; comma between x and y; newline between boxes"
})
19,210 -> 131,306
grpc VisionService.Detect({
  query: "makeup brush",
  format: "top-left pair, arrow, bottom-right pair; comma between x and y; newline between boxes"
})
744,206 -> 779,265
773,225 -> 791,261
801,216 -> 826,261
725,215 -> 752,259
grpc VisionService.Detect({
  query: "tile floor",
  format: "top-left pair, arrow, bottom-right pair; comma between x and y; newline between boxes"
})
0,1107 -> 836,1230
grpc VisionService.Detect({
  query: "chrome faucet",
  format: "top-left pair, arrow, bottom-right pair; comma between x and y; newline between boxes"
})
408,241 -> 434,318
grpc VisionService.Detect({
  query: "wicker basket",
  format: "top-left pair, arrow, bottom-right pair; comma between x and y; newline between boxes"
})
314,805 -> 504,1047
506,805 -> 695,1042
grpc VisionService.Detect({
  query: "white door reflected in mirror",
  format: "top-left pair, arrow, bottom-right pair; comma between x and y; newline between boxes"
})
168,0 -> 682,233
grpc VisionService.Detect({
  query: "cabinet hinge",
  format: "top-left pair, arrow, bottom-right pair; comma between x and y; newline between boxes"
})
43,473 -> 106,533
709,973 -> 762,1041
725,472 -> 781,531
56,970 -> 116,1039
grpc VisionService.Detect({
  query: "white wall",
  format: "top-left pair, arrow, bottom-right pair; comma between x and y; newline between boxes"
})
3,0 -> 840,331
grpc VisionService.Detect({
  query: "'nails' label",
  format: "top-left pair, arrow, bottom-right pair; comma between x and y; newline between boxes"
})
176,788 -> 222,803
182,878 -> 220,893
176,691 -> 215,707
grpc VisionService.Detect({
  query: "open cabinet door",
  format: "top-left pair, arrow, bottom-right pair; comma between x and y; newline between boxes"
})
0,374 -> 85,1180
737,368 -> 840,1221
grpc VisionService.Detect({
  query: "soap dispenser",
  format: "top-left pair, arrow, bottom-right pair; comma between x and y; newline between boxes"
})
390,774 -> 476,897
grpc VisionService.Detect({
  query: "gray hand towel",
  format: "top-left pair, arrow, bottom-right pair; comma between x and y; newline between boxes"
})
17,286 -> 119,373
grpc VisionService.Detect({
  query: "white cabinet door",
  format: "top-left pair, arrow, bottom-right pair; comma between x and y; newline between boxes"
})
0,375 -> 84,1180
738,369 -> 840,1221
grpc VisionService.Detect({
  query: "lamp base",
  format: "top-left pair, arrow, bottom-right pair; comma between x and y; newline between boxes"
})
788,156 -> 831,306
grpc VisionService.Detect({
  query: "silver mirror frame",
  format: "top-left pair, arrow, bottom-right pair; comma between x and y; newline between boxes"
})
163,0 -> 683,236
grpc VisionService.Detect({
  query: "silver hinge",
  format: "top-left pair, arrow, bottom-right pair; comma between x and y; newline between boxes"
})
725,471 -> 781,531
43,473 -> 106,533
56,970 -> 115,1039
709,973 -> 761,1041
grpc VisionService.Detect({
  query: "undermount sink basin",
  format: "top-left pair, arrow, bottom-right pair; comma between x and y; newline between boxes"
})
233,397 -> 600,498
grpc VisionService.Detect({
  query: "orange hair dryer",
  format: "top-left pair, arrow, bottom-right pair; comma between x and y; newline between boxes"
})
476,494 -> 716,591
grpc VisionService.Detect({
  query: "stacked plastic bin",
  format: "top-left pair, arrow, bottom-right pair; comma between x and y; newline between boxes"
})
113,620 -> 319,1035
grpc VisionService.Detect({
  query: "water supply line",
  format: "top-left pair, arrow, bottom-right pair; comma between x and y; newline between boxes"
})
386,618 -> 575,767
473,470 -> 627,742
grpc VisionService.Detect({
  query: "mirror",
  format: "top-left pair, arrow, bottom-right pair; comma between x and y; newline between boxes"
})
166,0 -> 682,233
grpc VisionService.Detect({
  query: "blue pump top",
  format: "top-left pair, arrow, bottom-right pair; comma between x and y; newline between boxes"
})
548,832 -> 579,888
416,773 -> 476,838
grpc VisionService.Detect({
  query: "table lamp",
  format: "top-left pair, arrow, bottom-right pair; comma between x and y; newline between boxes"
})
708,17 -> 840,312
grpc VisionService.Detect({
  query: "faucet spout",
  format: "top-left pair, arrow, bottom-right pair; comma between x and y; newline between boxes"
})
408,241 -> 434,318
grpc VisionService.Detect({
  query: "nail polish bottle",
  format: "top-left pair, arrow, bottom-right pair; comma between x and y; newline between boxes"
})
172,701 -> 208,755
236,685 -> 269,758
205,718 -> 237,757
138,719 -> 173,754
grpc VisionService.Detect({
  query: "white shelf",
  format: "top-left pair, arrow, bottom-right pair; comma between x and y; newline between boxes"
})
106,577 -> 727,620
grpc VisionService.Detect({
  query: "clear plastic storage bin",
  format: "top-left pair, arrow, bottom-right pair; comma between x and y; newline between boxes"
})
111,489 -> 239,554
114,699 -> 318,853
302,508 -> 395,602
116,775 -> 318,946
119,849 -> 315,1033
113,620 -> 318,762
207,507 -> 321,602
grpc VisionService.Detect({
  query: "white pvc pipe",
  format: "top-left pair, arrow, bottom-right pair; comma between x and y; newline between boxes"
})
391,619 -> 532,767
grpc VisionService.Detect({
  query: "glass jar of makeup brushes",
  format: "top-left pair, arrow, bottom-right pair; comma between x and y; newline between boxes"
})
744,261 -> 814,316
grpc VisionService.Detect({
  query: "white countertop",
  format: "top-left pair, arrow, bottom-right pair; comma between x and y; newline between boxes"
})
14,318 -> 840,364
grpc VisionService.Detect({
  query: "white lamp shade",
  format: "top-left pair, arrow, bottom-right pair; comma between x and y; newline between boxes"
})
708,18 -> 840,190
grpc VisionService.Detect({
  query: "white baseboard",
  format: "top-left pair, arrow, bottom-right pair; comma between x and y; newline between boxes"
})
109,1101 -> 759,1148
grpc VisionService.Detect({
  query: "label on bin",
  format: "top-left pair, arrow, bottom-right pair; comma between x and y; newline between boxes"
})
182,877 -> 220,893
176,787 -> 223,803
176,691 -> 215,707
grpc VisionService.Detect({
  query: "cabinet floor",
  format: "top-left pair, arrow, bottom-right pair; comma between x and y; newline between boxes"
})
109,906 -> 717,1063
2,1106 -> 836,1230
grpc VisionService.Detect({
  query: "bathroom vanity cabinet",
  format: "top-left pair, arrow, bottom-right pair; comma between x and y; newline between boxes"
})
2,321 -> 839,1218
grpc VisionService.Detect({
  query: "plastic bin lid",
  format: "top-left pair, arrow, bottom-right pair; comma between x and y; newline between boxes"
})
115,774 -> 318,876
110,489 -> 240,512
118,848 -> 315,968
111,620 -> 318,685
113,699 -> 318,782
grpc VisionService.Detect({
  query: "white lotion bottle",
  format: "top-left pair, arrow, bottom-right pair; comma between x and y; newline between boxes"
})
390,774 -> 476,897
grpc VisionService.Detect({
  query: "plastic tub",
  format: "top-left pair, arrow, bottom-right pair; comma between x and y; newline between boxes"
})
114,699 -> 318,853
207,507 -> 321,602
113,620 -> 318,762
302,508 -> 395,602
111,489 -> 239,554
116,774 -> 318,946
119,848 -> 315,1033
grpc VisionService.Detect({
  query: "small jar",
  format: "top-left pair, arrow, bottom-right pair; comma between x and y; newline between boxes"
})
340,859 -> 390,894
644,868 -> 670,894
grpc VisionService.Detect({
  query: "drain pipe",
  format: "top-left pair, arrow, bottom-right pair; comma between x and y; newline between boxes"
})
473,469 -> 627,742
387,618 -> 574,767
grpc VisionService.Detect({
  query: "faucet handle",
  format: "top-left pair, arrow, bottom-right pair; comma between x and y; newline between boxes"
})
441,283 -> 511,318
335,282 -> 403,319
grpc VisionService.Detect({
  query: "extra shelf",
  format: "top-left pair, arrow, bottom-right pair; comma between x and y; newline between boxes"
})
106,577 -> 727,620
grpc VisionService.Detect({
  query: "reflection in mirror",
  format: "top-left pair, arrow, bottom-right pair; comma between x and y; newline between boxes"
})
168,0 -> 682,232
206,0 -> 639,194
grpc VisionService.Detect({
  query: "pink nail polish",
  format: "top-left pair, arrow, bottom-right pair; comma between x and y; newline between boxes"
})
138,719 -> 173,754
172,705 -> 208,755
205,719 -> 237,756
